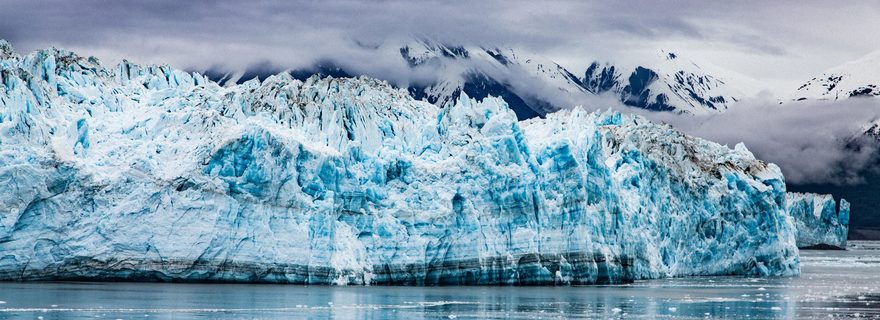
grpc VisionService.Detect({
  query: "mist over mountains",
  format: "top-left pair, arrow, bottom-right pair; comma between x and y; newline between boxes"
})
200,38 -> 747,120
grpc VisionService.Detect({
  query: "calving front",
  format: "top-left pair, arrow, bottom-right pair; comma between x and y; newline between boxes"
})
0,41 -> 821,285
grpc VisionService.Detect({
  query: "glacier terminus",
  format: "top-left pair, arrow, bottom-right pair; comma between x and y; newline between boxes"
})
0,40 -> 847,285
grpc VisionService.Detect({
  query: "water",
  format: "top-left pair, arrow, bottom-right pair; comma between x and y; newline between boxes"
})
1,242 -> 878,319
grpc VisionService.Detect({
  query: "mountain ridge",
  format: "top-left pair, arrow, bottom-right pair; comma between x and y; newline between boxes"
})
197,39 -> 747,119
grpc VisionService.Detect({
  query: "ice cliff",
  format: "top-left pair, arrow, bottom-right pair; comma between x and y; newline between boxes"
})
786,193 -> 850,249
0,41 -> 801,285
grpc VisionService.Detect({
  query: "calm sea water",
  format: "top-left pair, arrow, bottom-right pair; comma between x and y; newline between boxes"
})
1,241 -> 879,319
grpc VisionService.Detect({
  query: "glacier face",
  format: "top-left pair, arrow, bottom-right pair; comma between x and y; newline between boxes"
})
786,193 -> 849,249
0,41 -> 801,285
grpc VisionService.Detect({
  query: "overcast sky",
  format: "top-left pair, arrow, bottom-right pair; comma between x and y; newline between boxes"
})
2,1 -> 879,95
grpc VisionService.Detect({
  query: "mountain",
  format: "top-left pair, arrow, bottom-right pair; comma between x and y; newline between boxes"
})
790,51 -> 880,101
583,50 -> 743,113
205,39 -> 746,119
396,39 -> 589,119
785,50 -> 880,144
0,40 -> 813,284
391,41 -> 746,117
787,50 -> 880,137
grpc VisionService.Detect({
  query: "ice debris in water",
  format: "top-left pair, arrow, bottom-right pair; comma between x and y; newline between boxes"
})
0,41 -> 814,285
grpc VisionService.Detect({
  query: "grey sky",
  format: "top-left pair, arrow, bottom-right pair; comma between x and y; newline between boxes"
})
2,1 -> 878,95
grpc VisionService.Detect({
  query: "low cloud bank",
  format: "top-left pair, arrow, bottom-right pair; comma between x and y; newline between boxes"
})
624,95 -> 880,185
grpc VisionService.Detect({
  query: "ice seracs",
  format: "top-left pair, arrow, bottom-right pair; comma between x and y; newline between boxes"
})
0,41 -> 801,285
786,193 -> 850,249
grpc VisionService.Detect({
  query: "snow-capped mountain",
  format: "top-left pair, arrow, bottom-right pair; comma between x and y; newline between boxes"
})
787,51 -> 880,137
391,41 -> 747,117
400,39 -> 594,119
1,40 -> 828,284
206,39 -> 747,119
583,50 -> 742,113
790,51 -> 880,101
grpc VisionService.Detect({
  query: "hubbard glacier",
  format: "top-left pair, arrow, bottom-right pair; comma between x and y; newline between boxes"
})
0,40 -> 844,285
786,193 -> 849,249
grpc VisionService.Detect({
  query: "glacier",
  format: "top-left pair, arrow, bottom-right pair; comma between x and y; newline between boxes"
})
786,193 -> 849,249
0,40 -> 804,285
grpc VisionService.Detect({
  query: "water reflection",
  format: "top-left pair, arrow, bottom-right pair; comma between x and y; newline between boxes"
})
1,241 -> 879,319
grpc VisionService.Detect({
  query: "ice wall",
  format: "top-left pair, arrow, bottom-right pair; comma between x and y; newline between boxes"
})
786,193 -> 850,249
0,41 -> 800,284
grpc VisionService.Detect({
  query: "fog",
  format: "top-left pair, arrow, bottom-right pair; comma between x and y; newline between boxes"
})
626,96 -> 880,185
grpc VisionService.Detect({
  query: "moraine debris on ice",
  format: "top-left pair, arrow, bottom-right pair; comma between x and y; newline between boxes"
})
0,41 -> 813,285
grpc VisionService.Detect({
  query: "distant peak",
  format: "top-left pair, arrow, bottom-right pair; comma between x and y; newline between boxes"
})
399,38 -> 472,67
790,50 -> 880,101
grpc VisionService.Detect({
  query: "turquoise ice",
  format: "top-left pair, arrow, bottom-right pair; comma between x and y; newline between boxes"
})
786,193 -> 849,249
0,41 -> 808,285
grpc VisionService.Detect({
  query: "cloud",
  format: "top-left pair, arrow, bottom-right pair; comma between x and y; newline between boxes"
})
1,0 -> 878,95
624,96 -> 880,185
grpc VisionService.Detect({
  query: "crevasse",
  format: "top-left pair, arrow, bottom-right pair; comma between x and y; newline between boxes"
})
0,41 -> 804,284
